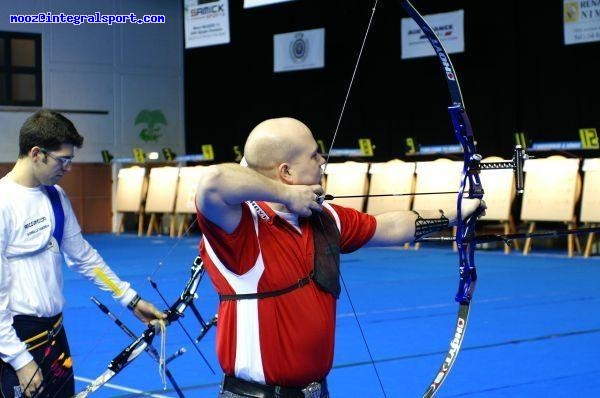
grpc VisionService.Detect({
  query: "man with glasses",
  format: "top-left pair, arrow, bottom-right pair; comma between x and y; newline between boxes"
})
0,110 -> 166,398
39,148 -> 74,169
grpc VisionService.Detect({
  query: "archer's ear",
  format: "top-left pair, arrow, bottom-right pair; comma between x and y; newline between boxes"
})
30,146 -> 44,161
278,163 -> 293,184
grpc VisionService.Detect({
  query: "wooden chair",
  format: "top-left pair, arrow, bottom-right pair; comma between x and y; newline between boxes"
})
366,159 -> 416,249
478,156 -> 519,253
366,159 -> 416,215
144,166 -> 180,237
174,165 -> 206,237
580,158 -> 600,258
323,161 -> 370,211
115,166 -> 148,236
520,156 -> 581,256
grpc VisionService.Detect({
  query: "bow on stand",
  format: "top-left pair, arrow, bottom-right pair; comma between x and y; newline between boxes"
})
73,256 -> 217,398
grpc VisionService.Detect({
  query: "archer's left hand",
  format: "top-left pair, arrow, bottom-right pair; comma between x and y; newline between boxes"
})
133,299 -> 167,324
477,199 -> 487,218
461,198 -> 486,220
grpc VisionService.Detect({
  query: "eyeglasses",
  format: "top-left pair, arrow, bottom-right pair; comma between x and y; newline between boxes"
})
40,148 -> 73,168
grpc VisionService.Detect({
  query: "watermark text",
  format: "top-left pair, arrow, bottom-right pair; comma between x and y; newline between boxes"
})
9,12 -> 166,26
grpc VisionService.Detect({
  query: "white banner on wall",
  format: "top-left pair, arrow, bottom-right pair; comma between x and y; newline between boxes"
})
401,10 -> 464,59
564,0 -> 600,45
244,0 -> 294,8
184,0 -> 230,49
273,28 -> 325,73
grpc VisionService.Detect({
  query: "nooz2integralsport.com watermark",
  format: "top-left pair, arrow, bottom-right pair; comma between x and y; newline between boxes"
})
9,12 -> 165,26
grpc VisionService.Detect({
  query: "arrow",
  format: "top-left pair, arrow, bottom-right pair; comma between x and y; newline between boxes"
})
418,227 -> 600,245
321,191 -> 459,201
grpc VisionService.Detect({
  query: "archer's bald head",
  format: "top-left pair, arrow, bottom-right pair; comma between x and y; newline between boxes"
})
244,117 -> 314,175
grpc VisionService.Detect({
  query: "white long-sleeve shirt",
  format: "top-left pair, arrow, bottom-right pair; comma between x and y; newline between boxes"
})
0,177 -> 137,370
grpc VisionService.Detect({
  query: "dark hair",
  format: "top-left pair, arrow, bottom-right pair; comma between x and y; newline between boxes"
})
19,109 -> 84,157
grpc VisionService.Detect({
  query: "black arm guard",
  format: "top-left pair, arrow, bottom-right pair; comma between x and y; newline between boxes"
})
413,210 -> 450,240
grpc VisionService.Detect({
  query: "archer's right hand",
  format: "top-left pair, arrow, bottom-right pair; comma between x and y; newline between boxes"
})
16,359 -> 43,398
285,184 -> 324,217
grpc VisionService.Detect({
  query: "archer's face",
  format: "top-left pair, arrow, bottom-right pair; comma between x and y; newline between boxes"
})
287,134 -> 326,186
33,144 -> 75,186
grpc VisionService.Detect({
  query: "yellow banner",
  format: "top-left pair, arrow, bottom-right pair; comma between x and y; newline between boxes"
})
132,148 -> 145,163
405,137 -> 417,154
358,138 -> 374,156
579,128 -> 599,149
202,144 -> 215,160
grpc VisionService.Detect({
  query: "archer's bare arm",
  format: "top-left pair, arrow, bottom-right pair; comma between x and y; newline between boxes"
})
195,163 -> 322,233
366,198 -> 483,247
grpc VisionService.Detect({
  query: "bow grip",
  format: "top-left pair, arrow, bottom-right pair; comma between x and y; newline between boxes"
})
455,265 -> 477,304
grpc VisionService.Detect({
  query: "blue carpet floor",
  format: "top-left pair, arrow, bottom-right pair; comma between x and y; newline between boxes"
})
61,234 -> 600,397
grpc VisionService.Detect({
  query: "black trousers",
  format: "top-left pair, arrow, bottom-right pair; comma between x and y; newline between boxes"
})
0,314 -> 74,398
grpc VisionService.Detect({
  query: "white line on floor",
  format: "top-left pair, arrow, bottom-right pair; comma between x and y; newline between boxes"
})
75,376 -> 172,397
